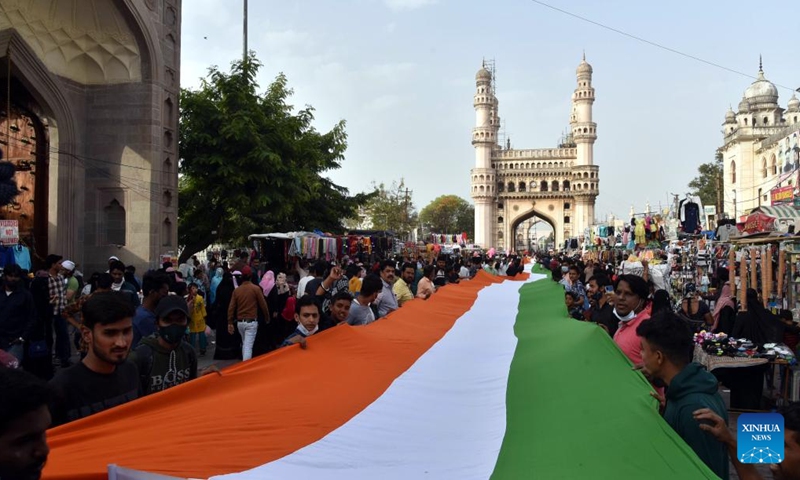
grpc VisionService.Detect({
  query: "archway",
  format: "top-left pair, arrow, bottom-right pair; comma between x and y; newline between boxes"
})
511,209 -> 557,254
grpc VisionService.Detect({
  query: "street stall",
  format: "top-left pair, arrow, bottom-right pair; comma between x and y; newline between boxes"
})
699,232 -> 800,410
248,231 -> 344,276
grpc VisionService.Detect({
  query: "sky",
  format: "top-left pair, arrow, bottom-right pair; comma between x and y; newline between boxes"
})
180,0 -> 800,225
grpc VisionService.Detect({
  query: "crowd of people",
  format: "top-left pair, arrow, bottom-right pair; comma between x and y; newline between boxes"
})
538,252 -> 800,480
0,247 -> 527,479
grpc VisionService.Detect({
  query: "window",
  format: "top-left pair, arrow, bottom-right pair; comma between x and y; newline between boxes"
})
758,188 -> 763,207
731,161 -> 736,184
498,203 -> 504,209
508,182 -> 515,192
764,117 -> 769,125
498,216 -> 504,224
498,182 -> 504,193
162,218 -> 172,247
564,203 -> 571,209
540,181 -> 548,192
552,180 -> 559,192
564,216 -> 571,224
518,182 -> 526,192
104,199 -> 126,246
744,118 -> 749,126
762,158 -> 768,178
771,155 -> 777,176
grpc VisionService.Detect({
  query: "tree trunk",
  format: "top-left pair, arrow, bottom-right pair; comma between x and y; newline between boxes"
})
178,234 -> 216,264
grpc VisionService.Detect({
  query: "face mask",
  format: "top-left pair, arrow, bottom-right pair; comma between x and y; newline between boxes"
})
159,324 -> 186,345
297,323 -> 319,337
614,300 -> 643,323
561,266 -> 569,273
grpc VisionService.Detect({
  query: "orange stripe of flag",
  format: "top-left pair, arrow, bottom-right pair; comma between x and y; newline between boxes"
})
43,271 -> 524,480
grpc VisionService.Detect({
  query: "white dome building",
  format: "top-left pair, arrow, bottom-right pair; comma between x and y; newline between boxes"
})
719,58 -> 800,219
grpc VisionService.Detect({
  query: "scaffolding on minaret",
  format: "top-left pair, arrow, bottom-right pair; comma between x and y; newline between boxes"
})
498,119 -> 509,151
483,58 -> 496,96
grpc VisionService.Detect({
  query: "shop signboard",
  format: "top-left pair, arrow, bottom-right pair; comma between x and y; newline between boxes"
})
771,186 -> 794,206
0,219 -> 18,244
743,212 -> 776,234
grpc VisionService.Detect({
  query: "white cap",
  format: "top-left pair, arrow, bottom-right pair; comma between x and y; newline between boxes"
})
62,260 -> 76,271
108,256 -> 120,262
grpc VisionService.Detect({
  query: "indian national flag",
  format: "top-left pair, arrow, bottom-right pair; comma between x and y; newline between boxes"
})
43,267 -> 718,479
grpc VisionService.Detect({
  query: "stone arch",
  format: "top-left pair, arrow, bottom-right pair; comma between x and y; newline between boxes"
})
479,186 -> 485,193
583,183 -> 589,190
0,30 -> 81,255
563,180 -> 570,191
762,157 -> 768,178
510,207 -> 560,253
771,154 -> 777,175
731,160 -> 736,183
551,180 -> 559,192
540,180 -> 548,192
497,182 -> 504,193
507,181 -> 515,192
518,181 -> 526,192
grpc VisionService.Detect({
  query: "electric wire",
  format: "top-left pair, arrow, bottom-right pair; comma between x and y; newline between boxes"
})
528,0 -> 797,92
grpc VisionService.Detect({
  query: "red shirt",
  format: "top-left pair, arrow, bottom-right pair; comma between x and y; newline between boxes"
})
613,306 -> 652,365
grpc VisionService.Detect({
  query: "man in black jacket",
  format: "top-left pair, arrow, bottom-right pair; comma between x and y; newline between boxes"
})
587,274 -> 617,336
0,264 -> 37,361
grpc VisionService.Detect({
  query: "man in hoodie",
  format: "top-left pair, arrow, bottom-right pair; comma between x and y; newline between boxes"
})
637,310 -> 729,479
130,295 -> 197,395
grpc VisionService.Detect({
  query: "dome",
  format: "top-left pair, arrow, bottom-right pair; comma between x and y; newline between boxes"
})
724,107 -> 736,123
577,54 -> 593,75
744,68 -> 778,105
788,94 -> 800,112
476,67 -> 491,81
738,96 -> 750,113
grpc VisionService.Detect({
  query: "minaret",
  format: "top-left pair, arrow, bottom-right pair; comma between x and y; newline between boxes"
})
471,64 -> 500,248
571,53 -> 596,166
570,54 -> 598,233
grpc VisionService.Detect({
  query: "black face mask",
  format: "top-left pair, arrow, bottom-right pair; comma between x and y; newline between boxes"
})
159,324 -> 186,345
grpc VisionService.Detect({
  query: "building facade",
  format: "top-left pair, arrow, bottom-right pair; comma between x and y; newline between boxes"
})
0,0 -> 180,274
720,60 -> 800,220
471,57 -> 599,251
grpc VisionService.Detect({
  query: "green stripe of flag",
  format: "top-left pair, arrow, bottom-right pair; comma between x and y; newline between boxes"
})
491,266 -> 719,479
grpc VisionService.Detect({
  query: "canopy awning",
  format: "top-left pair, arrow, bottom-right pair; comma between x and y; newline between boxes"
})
754,205 -> 800,219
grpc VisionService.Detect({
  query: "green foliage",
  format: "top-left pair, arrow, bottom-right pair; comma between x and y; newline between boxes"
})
178,54 -> 369,261
359,179 -> 418,239
688,153 -> 723,210
419,195 -> 474,239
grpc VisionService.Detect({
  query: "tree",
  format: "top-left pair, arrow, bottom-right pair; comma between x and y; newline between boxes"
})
419,195 -> 474,240
178,54 -> 370,262
688,153 -> 723,212
358,179 -> 418,239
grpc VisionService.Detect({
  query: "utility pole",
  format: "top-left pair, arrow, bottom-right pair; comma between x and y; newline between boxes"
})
716,169 -> 722,216
403,187 -> 410,242
243,0 -> 248,64
669,193 -> 680,220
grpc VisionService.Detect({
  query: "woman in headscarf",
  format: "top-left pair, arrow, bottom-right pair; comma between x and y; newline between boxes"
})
650,290 -> 672,316
209,267 -> 224,306
264,272 -> 293,346
711,283 -> 736,333
212,272 -> 241,360
253,271 -> 279,355
732,289 -> 785,345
